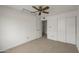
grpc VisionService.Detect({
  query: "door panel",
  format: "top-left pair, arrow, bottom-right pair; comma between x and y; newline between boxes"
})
66,16 -> 75,44
58,16 -> 66,42
47,14 -> 76,45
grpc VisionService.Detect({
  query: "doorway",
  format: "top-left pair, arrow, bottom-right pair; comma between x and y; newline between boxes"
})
42,20 -> 47,37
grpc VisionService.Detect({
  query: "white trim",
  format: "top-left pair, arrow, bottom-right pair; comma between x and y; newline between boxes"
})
0,49 -> 5,52
0,37 -> 41,52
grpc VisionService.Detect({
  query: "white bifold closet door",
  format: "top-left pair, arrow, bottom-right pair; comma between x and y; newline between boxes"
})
66,16 -> 76,44
47,15 -> 76,44
58,16 -> 66,42
58,16 -> 76,44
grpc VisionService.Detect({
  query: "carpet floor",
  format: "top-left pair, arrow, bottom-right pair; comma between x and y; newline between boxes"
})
5,36 -> 78,53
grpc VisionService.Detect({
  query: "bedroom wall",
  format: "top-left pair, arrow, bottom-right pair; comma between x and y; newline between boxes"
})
0,6 -> 42,51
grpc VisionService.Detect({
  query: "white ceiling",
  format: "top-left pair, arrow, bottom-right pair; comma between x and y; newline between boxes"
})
6,5 -> 78,15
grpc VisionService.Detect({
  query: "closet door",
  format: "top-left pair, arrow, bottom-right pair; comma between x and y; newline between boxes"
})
47,16 -> 58,41
66,16 -> 76,44
58,16 -> 66,42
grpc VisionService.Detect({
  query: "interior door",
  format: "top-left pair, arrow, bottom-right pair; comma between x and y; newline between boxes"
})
66,16 -> 76,44
58,16 -> 66,42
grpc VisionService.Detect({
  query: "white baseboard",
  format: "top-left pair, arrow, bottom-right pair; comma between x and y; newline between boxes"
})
0,49 -> 5,53
0,37 -> 42,52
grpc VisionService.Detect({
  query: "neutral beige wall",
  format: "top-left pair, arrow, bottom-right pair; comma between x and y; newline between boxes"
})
0,6 -> 42,51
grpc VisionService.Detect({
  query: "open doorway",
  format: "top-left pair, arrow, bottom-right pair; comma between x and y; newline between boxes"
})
42,20 -> 47,37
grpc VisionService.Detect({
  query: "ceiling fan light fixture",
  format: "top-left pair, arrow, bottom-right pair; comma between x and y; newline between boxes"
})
32,5 -> 50,15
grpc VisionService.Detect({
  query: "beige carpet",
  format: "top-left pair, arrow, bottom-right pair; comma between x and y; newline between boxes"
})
6,36 -> 78,53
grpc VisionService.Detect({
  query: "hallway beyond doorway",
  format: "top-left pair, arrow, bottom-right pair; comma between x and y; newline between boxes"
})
42,20 -> 47,37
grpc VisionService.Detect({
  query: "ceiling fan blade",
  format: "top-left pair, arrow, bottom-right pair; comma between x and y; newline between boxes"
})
43,11 -> 49,14
39,12 -> 41,15
31,11 -> 39,13
23,8 -> 34,13
43,6 -> 49,10
32,6 -> 39,11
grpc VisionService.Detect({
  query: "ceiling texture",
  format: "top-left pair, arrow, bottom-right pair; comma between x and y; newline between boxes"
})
5,5 -> 78,20
1,5 -> 78,20
6,5 -> 77,14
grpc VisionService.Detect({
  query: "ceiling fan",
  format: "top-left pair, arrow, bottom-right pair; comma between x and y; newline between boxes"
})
32,6 -> 50,15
